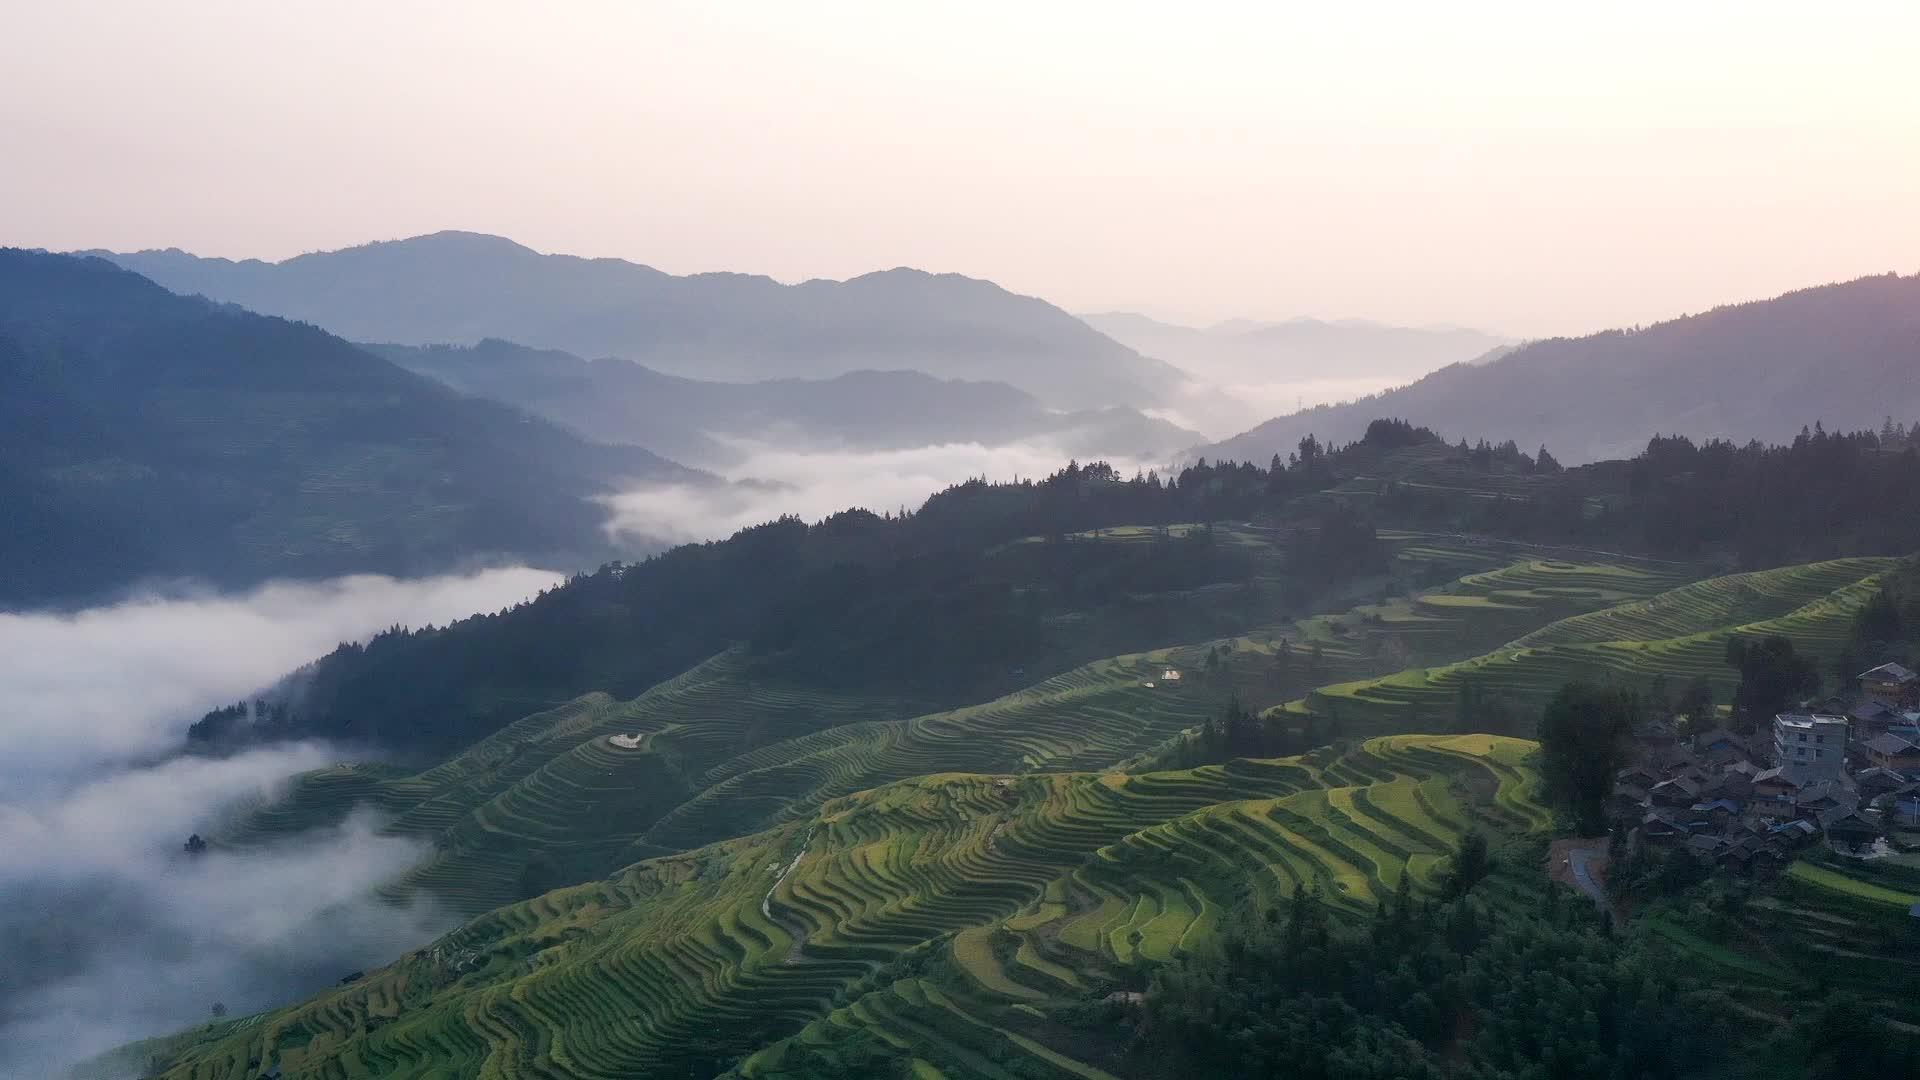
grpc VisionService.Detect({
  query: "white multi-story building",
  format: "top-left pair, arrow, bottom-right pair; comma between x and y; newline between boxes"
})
1772,713 -> 1849,780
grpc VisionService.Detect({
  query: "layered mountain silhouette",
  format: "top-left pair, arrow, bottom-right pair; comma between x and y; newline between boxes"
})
369,339 -> 1201,468
1083,311 -> 1511,384
99,233 -> 1184,410
0,250 -> 702,607
1197,274 -> 1920,465
1081,312 -> 1511,437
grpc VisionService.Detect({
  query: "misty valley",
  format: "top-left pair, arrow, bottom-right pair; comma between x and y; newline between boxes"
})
6,7 -> 1920,1079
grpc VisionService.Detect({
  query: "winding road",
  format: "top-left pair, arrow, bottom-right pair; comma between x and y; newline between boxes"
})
1569,848 -> 1604,901
1566,845 -> 1624,924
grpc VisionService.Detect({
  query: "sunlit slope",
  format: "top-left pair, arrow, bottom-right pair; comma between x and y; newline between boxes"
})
1285,557 -> 1893,724
739,736 -> 1544,1080
223,651 -> 929,914
218,540 -> 1682,918
640,547 -> 1677,854
134,735 -> 1544,1080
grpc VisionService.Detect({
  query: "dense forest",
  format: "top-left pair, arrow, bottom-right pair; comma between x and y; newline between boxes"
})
767,838 -> 1919,1080
190,417 -> 1920,758
1130,864 -> 1721,1079
1125,851 -> 1916,1079
187,448 -> 1372,754
1838,554 -> 1920,680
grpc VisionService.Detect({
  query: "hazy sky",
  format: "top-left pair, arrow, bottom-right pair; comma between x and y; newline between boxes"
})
3,1 -> 1915,335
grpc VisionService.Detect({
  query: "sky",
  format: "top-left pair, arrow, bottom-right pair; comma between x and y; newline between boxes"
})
2,1 -> 1916,336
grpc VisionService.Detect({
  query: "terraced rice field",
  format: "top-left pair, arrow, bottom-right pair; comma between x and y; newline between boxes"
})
222,651 -> 931,915
216,539 -> 1685,920
1783,861 -> 1920,908
119,531 -> 1919,1079
139,735 -> 1546,1080
1634,851 -> 1920,1021
1286,557 -> 1893,727
642,548 -> 1681,854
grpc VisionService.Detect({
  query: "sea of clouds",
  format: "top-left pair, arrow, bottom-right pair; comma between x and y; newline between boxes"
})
601,438 -> 1154,545
2,439 -> 1183,1075
0,568 -> 559,1077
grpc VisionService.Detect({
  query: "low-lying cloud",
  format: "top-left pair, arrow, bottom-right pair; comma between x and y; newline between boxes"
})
1159,374 -> 1412,440
0,568 -> 559,1077
0,568 -> 560,796
602,439 -> 1151,545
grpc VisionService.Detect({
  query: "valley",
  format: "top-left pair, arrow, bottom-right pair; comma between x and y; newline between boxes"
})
10,22 -> 1920,1072
10,349 -> 1916,1077
92,505 -> 1919,1077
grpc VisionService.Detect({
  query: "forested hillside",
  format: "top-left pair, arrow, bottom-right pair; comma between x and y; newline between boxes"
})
0,250 -> 702,607
33,8 -> 1920,1079
370,339 -> 1200,468
99,233 -> 1185,410
189,418 -> 1920,758
102,417 -> 1920,1080
1201,273 -> 1920,464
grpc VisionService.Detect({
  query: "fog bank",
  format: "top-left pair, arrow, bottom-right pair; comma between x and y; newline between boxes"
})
0,568 -> 559,1077
602,439 -> 1149,545
1158,373 -> 1414,440
0,567 -> 561,796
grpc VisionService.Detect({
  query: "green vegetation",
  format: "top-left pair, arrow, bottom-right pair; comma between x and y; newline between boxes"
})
60,397 -> 1916,1078
1784,862 -> 1920,909
0,249 -> 695,608
1130,857 -> 1720,1080
182,412 -> 1920,761
1284,557 -> 1894,728
219,541 -> 1682,918
126,735 -> 1547,1079
30,237 -> 1920,1080
108,541 -> 1920,1078
1536,682 -> 1638,834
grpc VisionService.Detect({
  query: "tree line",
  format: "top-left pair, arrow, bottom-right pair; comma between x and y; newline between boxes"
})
189,419 -> 1920,758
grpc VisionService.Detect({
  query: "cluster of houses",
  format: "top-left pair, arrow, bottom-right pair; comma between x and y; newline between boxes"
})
1611,662 -> 1920,871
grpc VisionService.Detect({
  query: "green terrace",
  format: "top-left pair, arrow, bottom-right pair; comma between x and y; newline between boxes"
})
1283,557 -> 1893,727
129,735 -> 1547,1080
212,536 -> 1699,922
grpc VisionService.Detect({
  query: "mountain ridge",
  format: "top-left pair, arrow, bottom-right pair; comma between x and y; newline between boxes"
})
1081,309 -> 1512,382
95,233 -> 1186,410
1195,272 -> 1920,465
0,249 -> 704,608
369,338 -> 1202,467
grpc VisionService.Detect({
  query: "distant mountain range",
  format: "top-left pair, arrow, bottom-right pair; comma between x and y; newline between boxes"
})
1082,311 -> 1512,384
369,339 -> 1201,468
0,250 -> 702,608
1197,273 -> 1920,465
98,233 -> 1184,411
1081,312 -> 1512,438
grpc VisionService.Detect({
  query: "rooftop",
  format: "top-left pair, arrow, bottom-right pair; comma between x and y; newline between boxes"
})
1860,662 -> 1919,683
1753,765 -> 1820,788
1864,731 -> 1920,755
1774,712 -> 1848,731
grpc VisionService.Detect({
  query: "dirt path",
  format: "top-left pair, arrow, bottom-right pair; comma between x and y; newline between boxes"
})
764,829 -> 816,963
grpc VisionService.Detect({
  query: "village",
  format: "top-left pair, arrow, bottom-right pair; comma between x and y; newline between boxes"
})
1612,662 -> 1920,874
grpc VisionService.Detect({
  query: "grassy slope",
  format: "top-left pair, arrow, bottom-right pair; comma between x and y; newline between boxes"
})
126,735 -> 1548,1080
220,534 -> 1681,918
1646,850 -> 1920,1022
118,546 -> 1913,1078
1285,556 -> 1895,725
